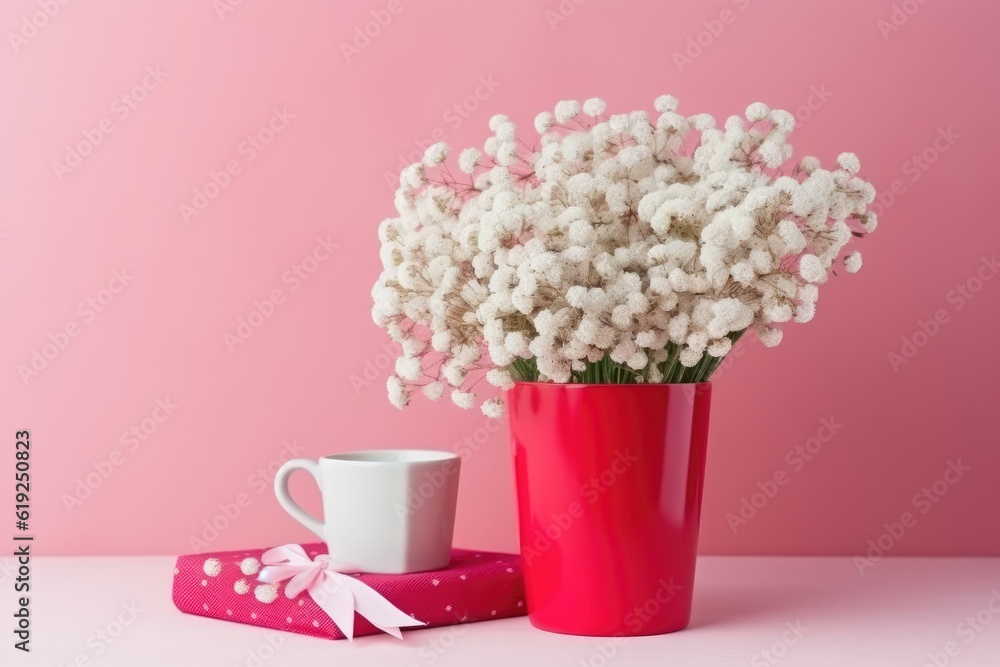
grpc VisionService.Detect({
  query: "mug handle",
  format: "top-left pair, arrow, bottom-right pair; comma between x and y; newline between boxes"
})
274,458 -> 325,539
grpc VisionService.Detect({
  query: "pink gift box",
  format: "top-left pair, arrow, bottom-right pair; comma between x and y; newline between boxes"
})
172,543 -> 526,640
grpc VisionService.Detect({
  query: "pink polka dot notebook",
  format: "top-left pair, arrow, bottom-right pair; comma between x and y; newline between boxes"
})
172,543 -> 526,640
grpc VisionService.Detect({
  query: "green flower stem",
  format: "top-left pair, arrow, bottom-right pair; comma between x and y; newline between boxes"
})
506,329 -> 748,384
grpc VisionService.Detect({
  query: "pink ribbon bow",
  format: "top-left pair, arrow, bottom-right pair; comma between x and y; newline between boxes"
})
257,544 -> 425,640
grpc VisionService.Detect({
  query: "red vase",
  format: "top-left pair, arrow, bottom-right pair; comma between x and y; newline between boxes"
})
505,382 -> 712,636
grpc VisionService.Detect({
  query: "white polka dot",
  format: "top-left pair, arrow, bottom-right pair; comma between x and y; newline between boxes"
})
475,554 -> 482,558
202,603 -> 209,611
286,616 -> 293,623
254,583 -> 279,604
459,575 -> 467,580
240,558 -> 261,576
251,612 -> 258,620
202,558 -> 222,577
312,620 -> 320,627
517,601 -> 524,607
445,605 -> 452,612
298,599 -> 304,606
432,579 -> 440,586
234,579 -> 250,595
227,609 -> 233,616
173,567 -> 179,575
491,610 -> 497,616
201,579 -> 208,587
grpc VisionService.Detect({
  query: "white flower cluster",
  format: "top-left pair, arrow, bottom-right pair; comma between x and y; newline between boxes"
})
372,96 -> 878,415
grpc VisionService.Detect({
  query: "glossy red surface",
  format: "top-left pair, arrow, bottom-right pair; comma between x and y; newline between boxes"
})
506,382 -> 712,636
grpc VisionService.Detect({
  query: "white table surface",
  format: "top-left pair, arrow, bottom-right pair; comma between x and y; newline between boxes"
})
3,555 -> 998,666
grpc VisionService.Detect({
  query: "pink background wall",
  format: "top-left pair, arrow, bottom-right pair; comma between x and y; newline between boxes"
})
2,0 -> 998,557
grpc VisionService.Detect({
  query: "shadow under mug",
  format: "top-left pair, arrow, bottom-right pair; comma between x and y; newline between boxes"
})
274,449 -> 460,574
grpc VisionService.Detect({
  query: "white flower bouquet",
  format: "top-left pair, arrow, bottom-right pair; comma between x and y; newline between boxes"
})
372,96 -> 877,417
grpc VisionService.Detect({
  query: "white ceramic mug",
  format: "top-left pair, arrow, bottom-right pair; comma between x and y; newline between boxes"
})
274,449 -> 460,574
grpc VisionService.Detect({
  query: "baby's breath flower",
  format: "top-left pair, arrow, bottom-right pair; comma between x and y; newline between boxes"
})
799,254 -> 827,283
486,368 -> 515,390
554,100 -> 581,124
844,251 -> 862,273
422,142 -> 449,167
758,326 -> 783,347
794,302 -> 816,323
707,338 -> 733,357
583,97 -> 607,116
654,95 -> 679,113
799,156 -> 821,173
395,356 -> 421,381
769,109 -> 795,133
374,94 -> 878,412
489,114 -> 509,132
495,122 -> 516,142
534,112 -> 555,134
679,348 -> 703,367
451,389 -> 475,410
837,152 -> 861,175
798,284 -> 819,304
496,143 -> 519,166
387,376 -> 409,409
402,163 -> 425,188
745,102 -> 770,122
458,148 -> 480,174
481,398 -> 505,418
422,382 -> 445,401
